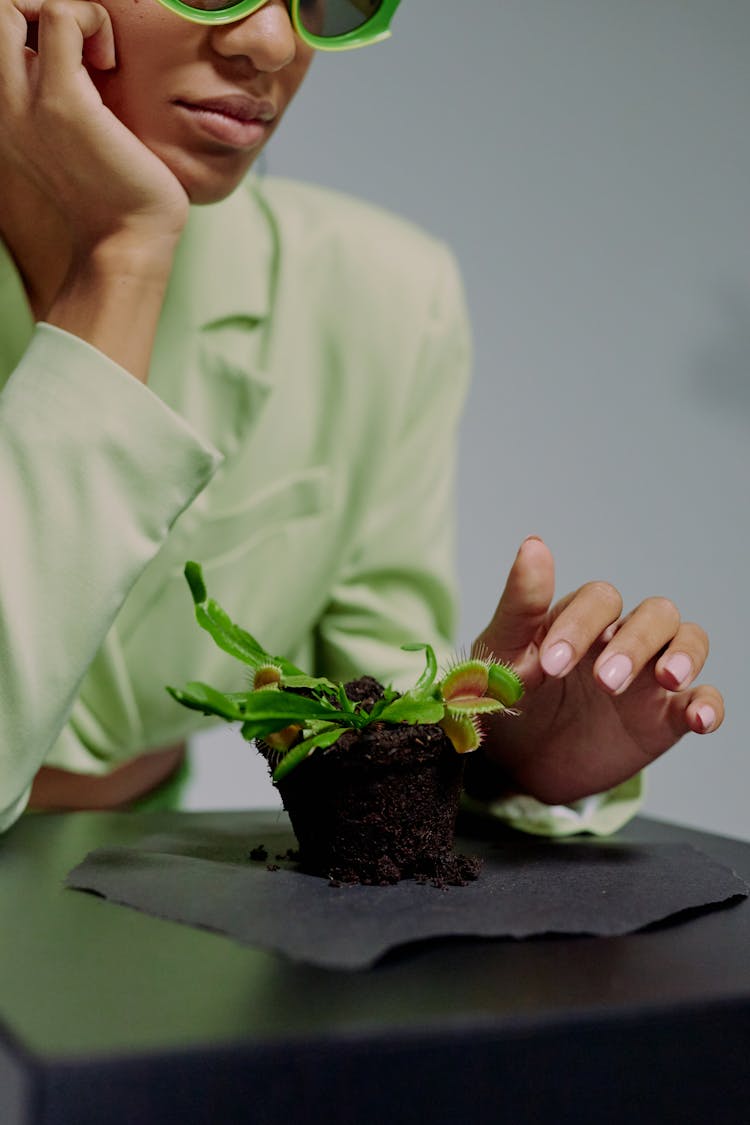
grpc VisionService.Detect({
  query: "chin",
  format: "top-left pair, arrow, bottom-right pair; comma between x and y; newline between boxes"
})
158,143 -> 259,206
184,179 -> 248,206
179,168 -> 256,208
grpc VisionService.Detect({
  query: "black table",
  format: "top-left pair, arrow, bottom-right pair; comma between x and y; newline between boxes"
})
1,810 -> 749,1125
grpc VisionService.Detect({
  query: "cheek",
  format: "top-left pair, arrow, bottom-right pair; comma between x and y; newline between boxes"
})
89,18 -> 313,164
89,3 -> 188,96
89,23 -> 189,135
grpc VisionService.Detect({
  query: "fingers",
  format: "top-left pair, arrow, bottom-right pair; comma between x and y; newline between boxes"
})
650,617 -> 722,733
654,620 -> 709,691
0,0 -> 32,97
480,537 -> 556,654
539,580 -> 623,677
1,0 -> 115,130
667,682 -> 725,736
540,587 -> 715,700
36,0 -> 115,85
592,596 -> 681,694
480,546 -> 725,739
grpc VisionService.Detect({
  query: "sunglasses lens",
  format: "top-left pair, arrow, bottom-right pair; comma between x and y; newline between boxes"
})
183,0 -> 246,9
297,0 -> 383,38
170,0 -> 384,35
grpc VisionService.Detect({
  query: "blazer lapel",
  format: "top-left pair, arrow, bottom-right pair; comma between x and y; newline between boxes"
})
148,173 -> 278,462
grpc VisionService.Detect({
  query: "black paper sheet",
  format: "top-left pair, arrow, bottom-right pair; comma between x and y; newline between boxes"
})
65,819 -> 749,970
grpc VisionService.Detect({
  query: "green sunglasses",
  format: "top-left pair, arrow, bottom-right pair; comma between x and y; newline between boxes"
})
153,0 -> 401,50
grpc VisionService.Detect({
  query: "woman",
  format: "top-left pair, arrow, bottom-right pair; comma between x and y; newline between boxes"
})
0,0 -> 724,833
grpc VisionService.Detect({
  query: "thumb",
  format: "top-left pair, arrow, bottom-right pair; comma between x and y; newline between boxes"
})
475,536 -> 555,663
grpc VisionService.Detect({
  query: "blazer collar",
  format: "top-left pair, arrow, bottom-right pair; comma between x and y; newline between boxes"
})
168,172 -> 276,330
149,173 -> 279,462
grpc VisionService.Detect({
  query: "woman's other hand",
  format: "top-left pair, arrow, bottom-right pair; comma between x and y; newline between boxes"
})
472,536 -> 725,805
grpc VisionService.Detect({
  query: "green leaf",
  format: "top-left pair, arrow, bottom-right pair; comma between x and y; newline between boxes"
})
365,698 -> 388,722
401,642 -> 438,697
242,690 -> 355,728
378,695 -> 445,725
272,727 -> 346,783
224,691 -> 256,706
194,599 -> 269,667
337,683 -> 354,713
280,674 -> 338,693
241,717 -> 299,741
269,653 -> 309,678
166,682 -> 245,722
185,560 -> 207,605
184,564 -> 309,676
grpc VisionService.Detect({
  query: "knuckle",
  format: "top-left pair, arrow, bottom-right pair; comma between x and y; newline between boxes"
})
34,89 -> 66,120
627,622 -> 659,654
585,580 -> 622,614
39,0 -> 73,22
643,595 -> 680,629
40,0 -> 65,14
8,5 -> 26,33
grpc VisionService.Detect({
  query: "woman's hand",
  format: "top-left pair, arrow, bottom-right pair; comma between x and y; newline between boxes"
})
0,0 -> 190,257
1,0 -> 192,379
472,537 -> 725,805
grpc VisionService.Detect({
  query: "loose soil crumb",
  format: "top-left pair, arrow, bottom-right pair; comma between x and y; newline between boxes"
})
249,845 -> 268,862
275,848 -> 300,862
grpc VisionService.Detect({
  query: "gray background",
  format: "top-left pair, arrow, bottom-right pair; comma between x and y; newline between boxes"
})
184,0 -> 749,841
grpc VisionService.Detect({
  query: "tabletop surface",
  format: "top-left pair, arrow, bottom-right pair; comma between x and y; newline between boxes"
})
1,809 -> 749,1065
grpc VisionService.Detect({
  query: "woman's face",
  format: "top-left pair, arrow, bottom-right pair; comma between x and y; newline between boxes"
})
90,0 -> 315,205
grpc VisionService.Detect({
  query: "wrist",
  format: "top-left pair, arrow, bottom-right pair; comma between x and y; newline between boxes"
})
45,238 -> 178,385
74,230 -> 180,287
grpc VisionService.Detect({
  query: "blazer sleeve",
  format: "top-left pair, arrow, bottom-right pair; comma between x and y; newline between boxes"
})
462,776 -> 644,837
313,244 -> 643,838
0,324 -> 222,832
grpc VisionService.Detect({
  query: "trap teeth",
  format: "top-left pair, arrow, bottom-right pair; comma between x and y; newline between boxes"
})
439,712 -> 482,754
253,663 -> 283,690
440,659 -> 489,702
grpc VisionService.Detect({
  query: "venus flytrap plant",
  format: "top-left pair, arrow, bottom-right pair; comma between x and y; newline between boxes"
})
436,653 -> 524,753
167,562 -> 524,782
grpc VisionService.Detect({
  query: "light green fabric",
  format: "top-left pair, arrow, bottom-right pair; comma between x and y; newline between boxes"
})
0,174 -> 642,837
462,774 -> 645,838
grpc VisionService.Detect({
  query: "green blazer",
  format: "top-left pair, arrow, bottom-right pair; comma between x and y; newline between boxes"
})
0,175 -> 642,835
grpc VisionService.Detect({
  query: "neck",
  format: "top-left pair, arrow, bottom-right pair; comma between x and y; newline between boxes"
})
0,171 -> 73,322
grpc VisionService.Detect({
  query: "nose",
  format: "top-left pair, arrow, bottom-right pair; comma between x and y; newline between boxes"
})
210,0 -> 297,72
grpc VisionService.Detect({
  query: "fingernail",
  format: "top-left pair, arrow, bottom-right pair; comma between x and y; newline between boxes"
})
696,705 -> 716,733
662,652 -> 693,689
541,640 -> 574,677
598,653 -> 633,693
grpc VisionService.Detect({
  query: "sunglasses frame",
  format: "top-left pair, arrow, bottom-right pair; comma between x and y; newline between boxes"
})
152,0 -> 401,50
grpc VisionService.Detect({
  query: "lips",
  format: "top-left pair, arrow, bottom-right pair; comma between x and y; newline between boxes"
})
175,94 -> 277,123
174,94 -> 277,149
